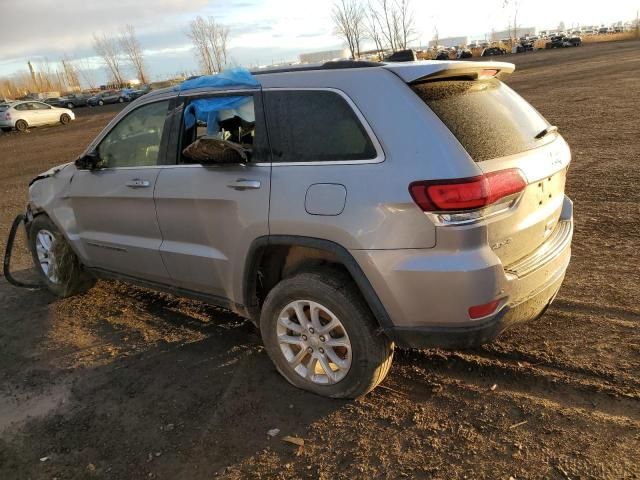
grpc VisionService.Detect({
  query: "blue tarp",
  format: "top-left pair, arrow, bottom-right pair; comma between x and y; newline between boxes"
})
177,68 -> 260,134
183,96 -> 251,133
175,68 -> 260,92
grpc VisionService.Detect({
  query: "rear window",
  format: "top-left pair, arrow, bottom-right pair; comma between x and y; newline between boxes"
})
264,90 -> 377,163
412,78 -> 551,162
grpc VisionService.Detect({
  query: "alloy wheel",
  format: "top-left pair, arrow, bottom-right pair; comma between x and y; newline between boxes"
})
35,229 -> 58,283
276,300 -> 352,385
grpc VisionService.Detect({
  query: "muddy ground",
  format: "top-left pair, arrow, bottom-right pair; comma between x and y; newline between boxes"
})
1,40 -> 639,479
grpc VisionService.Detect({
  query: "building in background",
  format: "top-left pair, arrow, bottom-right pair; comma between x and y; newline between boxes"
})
428,36 -> 469,48
490,26 -> 537,40
299,49 -> 350,64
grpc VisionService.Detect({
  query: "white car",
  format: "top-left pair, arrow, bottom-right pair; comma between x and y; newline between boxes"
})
0,100 -> 75,132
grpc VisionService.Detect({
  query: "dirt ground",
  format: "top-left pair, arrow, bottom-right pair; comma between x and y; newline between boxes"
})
1,40 -> 639,479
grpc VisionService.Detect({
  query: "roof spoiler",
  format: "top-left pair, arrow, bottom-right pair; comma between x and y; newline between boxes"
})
382,61 -> 516,84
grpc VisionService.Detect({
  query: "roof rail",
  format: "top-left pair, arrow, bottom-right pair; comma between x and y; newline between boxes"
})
322,60 -> 382,69
252,60 -> 382,76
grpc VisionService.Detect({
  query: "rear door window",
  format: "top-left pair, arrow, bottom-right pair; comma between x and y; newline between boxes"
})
263,90 -> 377,163
411,78 -> 551,162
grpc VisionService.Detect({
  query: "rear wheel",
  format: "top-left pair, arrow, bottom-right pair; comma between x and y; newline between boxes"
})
260,268 -> 394,398
118,97 -> 124,103
98,100 -> 104,106
66,102 -> 74,109
60,113 -> 71,125
28,215 -> 95,297
15,119 -> 28,132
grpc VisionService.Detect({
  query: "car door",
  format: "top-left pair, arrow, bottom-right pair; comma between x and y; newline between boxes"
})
68,98 -> 174,284
153,90 -> 271,303
32,101 -> 58,124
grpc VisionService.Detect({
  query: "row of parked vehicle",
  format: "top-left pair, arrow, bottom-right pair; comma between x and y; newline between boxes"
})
1,86 -> 153,133
43,86 -> 151,109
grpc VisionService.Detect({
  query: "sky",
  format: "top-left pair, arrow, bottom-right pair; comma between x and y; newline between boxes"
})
0,0 -> 637,85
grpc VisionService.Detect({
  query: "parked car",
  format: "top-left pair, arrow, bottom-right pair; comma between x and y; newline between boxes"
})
125,86 -> 151,101
434,50 -> 450,60
481,47 -> 507,56
0,100 -> 75,132
87,90 -> 129,106
60,94 -> 90,109
383,49 -> 418,62
544,35 -> 582,49
43,97 -> 62,106
567,36 -> 582,47
23,60 -> 573,398
457,49 -> 473,59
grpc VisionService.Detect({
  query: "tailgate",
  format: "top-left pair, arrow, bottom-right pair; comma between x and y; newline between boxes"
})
479,138 -> 571,266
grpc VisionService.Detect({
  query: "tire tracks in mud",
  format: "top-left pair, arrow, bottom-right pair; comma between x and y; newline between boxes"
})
396,349 -> 640,428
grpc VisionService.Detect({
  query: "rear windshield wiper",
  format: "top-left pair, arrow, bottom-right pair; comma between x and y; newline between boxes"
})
535,125 -> 558,139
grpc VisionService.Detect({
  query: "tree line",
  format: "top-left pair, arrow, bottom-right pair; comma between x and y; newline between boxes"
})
333,0 -> 417,59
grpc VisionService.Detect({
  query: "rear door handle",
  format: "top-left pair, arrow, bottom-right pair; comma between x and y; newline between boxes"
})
226,179 -> 261,190
126,179 -> 150,188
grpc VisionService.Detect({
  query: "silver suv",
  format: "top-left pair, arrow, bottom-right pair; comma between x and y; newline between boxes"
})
24,60 -> 573,398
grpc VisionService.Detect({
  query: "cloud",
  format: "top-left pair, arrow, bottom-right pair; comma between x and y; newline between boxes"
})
0,0 -> 209,62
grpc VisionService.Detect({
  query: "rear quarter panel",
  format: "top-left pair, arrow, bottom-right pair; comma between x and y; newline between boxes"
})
260,68 -> 480,250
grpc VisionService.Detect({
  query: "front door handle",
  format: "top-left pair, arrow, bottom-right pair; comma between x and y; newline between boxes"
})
126,179 -> 150,188
227,179 -> 261,190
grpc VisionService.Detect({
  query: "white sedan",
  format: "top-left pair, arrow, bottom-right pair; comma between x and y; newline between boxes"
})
0,100 -> 75,132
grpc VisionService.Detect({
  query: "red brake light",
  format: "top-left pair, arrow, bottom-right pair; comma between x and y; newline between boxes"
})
468,299 -> 502,319
409,168 -> 526,212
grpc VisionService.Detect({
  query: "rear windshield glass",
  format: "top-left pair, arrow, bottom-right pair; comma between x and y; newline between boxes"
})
412,78 -> 551,162
0,104 -> 9,111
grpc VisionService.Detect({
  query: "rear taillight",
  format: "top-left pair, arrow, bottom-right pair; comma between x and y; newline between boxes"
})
4,112 -> 10,120
468,299 -> 503,319
409,168 -> 526,214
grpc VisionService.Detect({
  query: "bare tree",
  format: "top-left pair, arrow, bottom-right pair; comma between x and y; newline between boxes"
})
93,34 -> 125,85
74,58 -> 98,90
364,3 -> 385,58
332,0 -> 365,59
119,24 -> 148,84
187,16 -> 230,75
502,0 -> 520,41
61,55 -> 81,91
395,0 -> 415,50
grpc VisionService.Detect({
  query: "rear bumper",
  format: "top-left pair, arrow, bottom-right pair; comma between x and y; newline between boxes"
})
388,269 -> 565,349
353,195 -> 573,349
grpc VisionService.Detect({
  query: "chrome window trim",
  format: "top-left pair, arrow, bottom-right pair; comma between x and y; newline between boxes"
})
80,86 -> 385,172
256,87 -> 385,167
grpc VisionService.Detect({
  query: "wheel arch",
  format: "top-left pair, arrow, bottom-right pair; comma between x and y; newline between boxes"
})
243,235 -> 394,332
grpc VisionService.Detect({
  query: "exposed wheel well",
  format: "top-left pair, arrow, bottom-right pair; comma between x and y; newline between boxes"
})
255,244 -> 344,308
243,236 -> 393,332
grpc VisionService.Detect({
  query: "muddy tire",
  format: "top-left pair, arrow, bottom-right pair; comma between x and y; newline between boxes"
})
260,267 -> 394,399
15,119 -> 28,132
60,113 -> 71,125
28,215 -> 95,297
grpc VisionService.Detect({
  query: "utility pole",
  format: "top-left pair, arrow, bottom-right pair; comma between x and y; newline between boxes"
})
27,61 -> 37,90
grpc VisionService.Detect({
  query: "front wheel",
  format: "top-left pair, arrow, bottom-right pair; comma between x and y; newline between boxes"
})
118,97 -> 124,103
28,215 -> 95,297
260,268 -> 394,398
15,119 -> 28,132
98,100 -> 104,106
60,113 -> 71,125
66,102 -> 74,109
